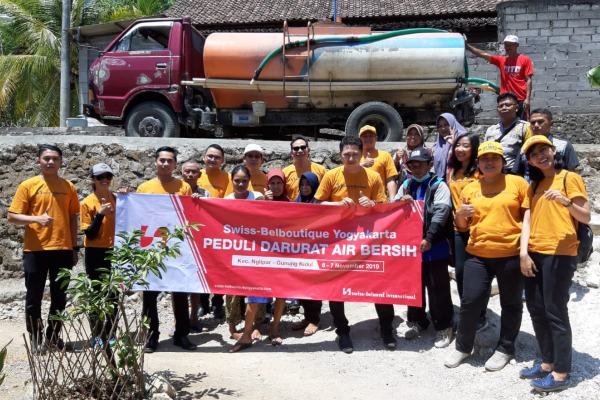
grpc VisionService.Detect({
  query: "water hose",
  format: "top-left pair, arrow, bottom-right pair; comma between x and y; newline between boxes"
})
465,77 -> 500,94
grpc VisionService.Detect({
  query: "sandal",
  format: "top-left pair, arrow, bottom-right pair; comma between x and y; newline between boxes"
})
270,336 -> 283,346
291,320 -> 309,331
303,323 -> 319,336
229,341 -> 252,353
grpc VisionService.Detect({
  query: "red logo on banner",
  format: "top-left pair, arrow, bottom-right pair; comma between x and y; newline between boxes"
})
140,225 -> 168,248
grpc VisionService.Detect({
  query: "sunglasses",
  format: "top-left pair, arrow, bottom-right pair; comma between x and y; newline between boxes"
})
292,145 -> 308,152
94,173 -> 113,180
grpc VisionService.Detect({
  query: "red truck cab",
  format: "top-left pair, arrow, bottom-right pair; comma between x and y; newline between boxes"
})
88,18 -> 204,137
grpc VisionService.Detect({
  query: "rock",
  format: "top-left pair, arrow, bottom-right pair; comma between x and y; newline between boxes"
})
151,394 -> 173,400
148,374 -> 176,399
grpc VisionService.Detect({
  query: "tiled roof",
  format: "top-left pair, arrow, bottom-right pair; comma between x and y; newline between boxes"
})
166,0 -> 502,26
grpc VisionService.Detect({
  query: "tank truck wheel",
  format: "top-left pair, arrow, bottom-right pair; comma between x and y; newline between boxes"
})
345,102 -> 404,142
125,101 -> 180,138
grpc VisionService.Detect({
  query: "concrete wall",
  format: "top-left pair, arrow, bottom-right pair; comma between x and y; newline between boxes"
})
498,0 -> 600,114
2,134 -> 600,278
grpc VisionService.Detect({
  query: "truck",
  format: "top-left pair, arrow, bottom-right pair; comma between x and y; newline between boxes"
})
85,17 -> 496,141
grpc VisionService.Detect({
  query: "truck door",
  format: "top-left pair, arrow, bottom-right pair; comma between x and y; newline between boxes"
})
94,21 -> 173,118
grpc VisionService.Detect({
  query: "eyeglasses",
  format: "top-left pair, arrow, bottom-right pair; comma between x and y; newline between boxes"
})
292,145 -> 308,152
94,173 -> 113,180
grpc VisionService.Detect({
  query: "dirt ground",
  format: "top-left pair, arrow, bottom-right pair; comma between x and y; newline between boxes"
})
1,279 -> 599,400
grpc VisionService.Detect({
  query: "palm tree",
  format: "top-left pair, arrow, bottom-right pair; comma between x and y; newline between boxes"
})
0,0 -> 171,127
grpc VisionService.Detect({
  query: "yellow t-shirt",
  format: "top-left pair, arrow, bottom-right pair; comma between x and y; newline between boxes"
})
283,162 -> 327,200
198,168 -> 230,198
225,170 -> 268,196
80,193 -> 116,248
8,175 -> 80,252
448,170 -> 480,233
524,170 -> 588,256
136,178 -> 192,195
315,166 -> 387,203
361,149 -> 398,186
462,174 -> 529,258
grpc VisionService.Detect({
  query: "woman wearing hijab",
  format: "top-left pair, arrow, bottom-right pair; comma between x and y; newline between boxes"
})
433,113 -> 468,181
393,124 -> 426,184
291,171 -> 322,335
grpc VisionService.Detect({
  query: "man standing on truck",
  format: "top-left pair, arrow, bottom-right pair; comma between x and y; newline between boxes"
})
283,135 -> 327,201
465,34 -> 533,119
315,136 -> 396,353
137,146 -> 196,352
359,125 -> 399,200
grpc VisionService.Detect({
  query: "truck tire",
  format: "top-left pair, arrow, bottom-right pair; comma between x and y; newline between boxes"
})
125,101 -> 180,138
345,102 -> 403,142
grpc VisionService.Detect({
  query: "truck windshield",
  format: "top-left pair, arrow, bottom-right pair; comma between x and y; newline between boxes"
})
114,22 -> 173,52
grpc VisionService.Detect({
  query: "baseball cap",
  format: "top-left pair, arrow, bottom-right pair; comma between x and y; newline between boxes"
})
407,147 -> 432,162
244,143 -> 264,155
477,141 -> 504,158
521,135 -> 554,156
503,35 -> 519,44
359,125 -> 377,137
91,163 -> 113,176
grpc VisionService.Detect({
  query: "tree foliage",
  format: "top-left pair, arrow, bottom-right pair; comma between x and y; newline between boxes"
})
0,0 -> 172,127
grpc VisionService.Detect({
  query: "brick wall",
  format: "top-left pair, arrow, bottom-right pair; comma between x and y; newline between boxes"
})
498,0 -> 600,114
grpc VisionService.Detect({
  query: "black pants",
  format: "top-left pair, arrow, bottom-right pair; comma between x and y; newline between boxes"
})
300,300 -> 322,325
23,250 -> 73,340
525,253 -> 576,373
199,293 -> 224,311
454,231 -> 488,321
85,247 -> 117,338
456,254 -> 523,355
142,291 -> 190,340
407,259 -> 454,331
329,301 -> 394,336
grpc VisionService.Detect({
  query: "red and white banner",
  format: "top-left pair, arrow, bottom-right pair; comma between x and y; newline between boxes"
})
116,194 -> 423,306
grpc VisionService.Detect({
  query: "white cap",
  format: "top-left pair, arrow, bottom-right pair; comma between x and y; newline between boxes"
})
244,143 -> 264,155
503,35 -> 519,44
91,163 -> 113,176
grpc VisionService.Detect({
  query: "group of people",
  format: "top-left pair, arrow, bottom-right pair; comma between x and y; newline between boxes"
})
6,33 -> 589,394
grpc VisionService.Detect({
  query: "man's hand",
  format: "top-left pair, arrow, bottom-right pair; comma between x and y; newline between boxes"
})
361,157 -> 375,168
36,209 -> 53,226
420,239 -> 432,252
339,197 -> 355,206
358,191 -> 375,208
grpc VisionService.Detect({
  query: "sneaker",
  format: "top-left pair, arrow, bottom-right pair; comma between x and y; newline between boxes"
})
337,334 -> 353,354
382,333 -> 397,350
476,318 -> 489,333
484,350 -> 513,371
520,363 -> 551,380
404,323 -> 424,340
434,327 -> 454,348
144,336 -> 159,353
30,335 -> 47,355
444,349 -> 470,368
531,373 -> 571,393
173,335 -> 197,351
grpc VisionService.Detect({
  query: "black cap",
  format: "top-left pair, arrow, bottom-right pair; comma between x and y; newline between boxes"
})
407,147 -> 432,162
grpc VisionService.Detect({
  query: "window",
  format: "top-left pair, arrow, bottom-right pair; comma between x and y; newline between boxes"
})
112,22 -> 173,52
